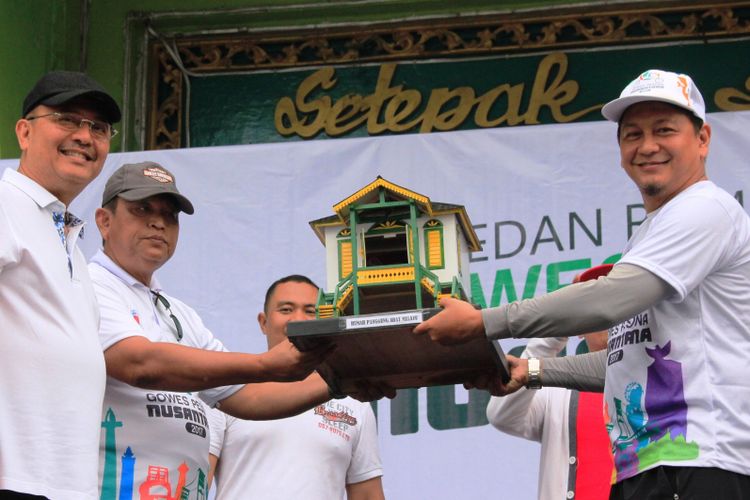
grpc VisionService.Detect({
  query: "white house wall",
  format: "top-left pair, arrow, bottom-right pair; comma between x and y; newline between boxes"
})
457,225 -> 473,294
418,214 -> 455,285
421,214 -> 475,295
323,225 -> 345,293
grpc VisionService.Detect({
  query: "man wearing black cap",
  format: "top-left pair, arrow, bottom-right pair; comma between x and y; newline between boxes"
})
0,71 -> 120,499
89,162 -> 353,499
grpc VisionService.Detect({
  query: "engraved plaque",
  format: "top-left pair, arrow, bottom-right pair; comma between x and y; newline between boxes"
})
287,308 -> 510,393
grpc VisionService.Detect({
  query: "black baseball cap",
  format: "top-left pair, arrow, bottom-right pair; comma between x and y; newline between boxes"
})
102,162 -> 194,214
23,70 -> 121,123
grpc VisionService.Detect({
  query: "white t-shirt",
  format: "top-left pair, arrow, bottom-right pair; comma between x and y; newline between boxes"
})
606,181 -> 750,481
0,168 -> 106,499
89,250 -> 242,499
208,398 -> 383,500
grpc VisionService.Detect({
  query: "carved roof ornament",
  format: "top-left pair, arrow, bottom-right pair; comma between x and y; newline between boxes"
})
146,2 -> 750,149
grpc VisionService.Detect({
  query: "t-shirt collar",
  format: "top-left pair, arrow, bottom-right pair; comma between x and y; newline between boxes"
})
3,167 -> 67,212
90,249 -> 163,292
2,168 -> 87,235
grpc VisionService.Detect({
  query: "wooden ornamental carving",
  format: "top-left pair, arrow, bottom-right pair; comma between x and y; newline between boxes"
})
146,2 -> 750,149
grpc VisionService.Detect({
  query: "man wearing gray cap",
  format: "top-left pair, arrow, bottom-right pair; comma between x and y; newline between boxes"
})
89,162 -> 347,500
0,70 -> 120,499
415,69 -> 750,499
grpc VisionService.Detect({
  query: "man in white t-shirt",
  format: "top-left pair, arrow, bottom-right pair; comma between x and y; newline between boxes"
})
415,69 -> 750,499
208,275 -> 385,500
0,71 -> 120,500
90,162 -> 385,500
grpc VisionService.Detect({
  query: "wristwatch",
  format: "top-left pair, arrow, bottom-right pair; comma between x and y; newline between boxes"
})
527,358 -> 542,390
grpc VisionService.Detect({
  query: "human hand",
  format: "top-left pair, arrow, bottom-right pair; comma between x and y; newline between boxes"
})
260,339 -> 332,382
412,297 -> 485,345
346,380 -> 397,402
464,355 -> 529,396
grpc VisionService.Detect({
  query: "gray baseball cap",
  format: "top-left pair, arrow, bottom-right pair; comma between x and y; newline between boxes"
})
102,162 -> 194,214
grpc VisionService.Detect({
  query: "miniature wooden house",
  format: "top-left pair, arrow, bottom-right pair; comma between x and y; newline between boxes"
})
309,177 -> 482,318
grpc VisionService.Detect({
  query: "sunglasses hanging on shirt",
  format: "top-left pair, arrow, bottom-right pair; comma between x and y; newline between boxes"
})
151,290 -> 184,341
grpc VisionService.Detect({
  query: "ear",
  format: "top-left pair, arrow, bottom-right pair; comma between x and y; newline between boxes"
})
95,207 -> 111,244
699,123 -> 711,147
697,123 -> 711,161
257,311 -> 268,336
15,119 -> 31,151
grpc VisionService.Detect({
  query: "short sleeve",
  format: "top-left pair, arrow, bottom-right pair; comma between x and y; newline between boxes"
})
90,269 -> 148,350
168,300 -> 246,407
0,198 -> 19,272
619,193 -> 735,301
207,406 -> 229,458
346,402 -> 383,485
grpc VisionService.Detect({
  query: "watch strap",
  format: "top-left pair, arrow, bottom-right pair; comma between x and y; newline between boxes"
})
527,357 -> 542,389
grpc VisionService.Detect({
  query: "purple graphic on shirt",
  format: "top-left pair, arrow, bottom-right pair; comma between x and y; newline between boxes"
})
644,341 -> 688,441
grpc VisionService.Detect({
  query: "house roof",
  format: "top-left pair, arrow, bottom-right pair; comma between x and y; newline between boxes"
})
333,176 -> 431,219
309,176 -> 482,251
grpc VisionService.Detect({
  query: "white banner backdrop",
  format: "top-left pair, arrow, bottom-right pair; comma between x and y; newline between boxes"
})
3,111 -> 749,499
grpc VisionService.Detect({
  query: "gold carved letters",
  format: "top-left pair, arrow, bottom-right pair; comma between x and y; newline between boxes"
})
275,53 -> 601,138
715,76 -> 750,111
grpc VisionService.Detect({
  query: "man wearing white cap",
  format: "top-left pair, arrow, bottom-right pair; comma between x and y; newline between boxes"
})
415,69 -> 750,499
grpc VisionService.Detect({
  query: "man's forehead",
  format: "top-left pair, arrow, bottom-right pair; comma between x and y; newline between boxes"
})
270,282 -> 318,303
273,298 -> 316,307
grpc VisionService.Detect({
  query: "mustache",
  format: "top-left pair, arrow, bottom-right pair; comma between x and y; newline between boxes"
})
59,142 -> 97,161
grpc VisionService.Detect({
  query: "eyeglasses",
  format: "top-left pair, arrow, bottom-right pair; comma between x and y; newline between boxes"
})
151,290 -> 184,341
25,111 -> 118,141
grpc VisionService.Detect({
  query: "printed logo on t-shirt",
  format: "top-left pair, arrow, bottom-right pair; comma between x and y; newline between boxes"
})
145,391 -> 209,437
607,312 -> 652,366
314,401 -> 358,441
100,392 -> 208,500
605,339 -> 699,481
131,309 -> 140,324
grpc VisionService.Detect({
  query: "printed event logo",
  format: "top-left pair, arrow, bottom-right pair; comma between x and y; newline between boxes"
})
314,404 -> 358,426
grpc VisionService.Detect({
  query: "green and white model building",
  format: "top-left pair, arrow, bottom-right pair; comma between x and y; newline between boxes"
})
309,176 -> 482,318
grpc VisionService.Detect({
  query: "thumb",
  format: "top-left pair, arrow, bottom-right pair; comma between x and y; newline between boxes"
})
413,318 -> 429,335
438,296 -> 456,308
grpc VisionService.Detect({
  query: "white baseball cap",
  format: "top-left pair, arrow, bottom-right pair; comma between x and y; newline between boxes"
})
601,69 -> 706,123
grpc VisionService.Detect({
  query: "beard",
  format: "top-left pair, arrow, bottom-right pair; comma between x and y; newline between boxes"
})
643,183 -> 662,197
